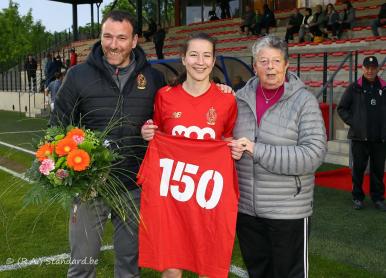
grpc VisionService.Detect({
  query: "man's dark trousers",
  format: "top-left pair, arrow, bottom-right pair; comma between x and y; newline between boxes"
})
352,140 -> 386,202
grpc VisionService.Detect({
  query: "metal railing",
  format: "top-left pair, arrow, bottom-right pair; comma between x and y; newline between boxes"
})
315,51 -> 355,140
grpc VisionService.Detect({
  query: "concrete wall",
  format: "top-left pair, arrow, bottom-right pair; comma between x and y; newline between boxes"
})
0,91 -> 46,116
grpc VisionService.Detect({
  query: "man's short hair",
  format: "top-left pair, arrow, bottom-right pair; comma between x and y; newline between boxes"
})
102,10 -> 138,35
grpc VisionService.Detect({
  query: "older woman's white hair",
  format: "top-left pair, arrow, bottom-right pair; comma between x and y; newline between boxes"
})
251,35 -> 289,63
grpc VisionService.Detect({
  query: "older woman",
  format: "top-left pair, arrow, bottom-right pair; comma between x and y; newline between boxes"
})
229,35 -> 327,277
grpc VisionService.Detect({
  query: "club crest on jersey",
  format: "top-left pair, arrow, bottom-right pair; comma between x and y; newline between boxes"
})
206,107 -> 217,125
172,112 -> 182,118
137,73 -> 146,89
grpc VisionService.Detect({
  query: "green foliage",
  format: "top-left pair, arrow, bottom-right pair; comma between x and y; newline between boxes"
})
101,0 -> 175,28
0,1 -> 52,71
101,0 -> 136,18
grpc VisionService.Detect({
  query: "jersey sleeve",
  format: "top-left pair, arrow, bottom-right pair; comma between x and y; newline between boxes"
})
137,138 -> 155,187
223,97 -> 238,138
153,86 -> 169,132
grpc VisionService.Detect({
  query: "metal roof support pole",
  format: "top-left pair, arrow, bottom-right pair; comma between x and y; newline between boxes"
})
91,3 -> 95,38
72,3 -> 79,41
136,0 -> 143,36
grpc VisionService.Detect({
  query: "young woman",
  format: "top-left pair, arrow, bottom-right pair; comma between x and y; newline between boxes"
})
140,33 -> 238,278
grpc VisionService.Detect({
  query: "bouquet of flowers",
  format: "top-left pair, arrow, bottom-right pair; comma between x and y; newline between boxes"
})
25,125 -> 132,221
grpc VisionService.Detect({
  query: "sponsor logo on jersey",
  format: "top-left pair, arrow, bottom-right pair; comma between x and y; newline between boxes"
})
172,125 -> 216,139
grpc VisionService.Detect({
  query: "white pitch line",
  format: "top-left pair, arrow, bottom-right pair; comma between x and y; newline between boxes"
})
0,243 -> 248,277
0,141 -> 35,155
0,166 -> 30,183
230,265 -> 249,277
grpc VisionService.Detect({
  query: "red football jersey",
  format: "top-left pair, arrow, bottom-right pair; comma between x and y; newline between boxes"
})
137,133 -> 239,277
153,83 -> 237,140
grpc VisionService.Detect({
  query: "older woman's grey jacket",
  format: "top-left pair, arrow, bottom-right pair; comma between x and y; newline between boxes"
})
234,72 -> 327,220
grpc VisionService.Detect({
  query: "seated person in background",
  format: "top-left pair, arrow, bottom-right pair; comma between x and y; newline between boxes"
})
284,8 -> 304,42
232,75 -> 246,91
252,9 -> 263,35
308,5 -> 325,41
371,3 -> 386,36
322,3 -> 340,39
209,10 -> 219,21
337,1 -> 356,39
240,6 -> 256,35
143,19 -> 157,42
298,8 -> 314,42
260,4 -> 276,35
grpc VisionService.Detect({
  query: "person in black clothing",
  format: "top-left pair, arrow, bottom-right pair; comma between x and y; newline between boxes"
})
44,53 -> 55,87
209,10 -> 219,21
322,3 -> 340,39
218,0 -> 231,19
260,4 -> 276,35
52,10 -> 166,277
54,55 -> 65,72
144,19 -> 157,42
284,8 -> 304,42
337,1 -> 356,39
153,23 -> 166,59
337,56 -> 386,212
308,4 -> 325,39
371,3 -> 386,36
24,54 -> 37,91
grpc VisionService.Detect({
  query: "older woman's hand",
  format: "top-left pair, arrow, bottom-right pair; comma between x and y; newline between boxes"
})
228,137 -> 254,160
141,119 -> 158,141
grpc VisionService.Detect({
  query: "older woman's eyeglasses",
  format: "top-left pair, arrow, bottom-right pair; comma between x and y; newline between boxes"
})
256,58 -> 283,68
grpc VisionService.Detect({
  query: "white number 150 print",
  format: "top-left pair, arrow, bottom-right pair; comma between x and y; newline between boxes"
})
159,158 -> 224,209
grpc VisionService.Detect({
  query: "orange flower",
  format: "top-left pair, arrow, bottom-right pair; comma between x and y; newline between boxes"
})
56,138 -> 78,157
36,143 -> 54,161
66,128 -> 85,143
67,149 -> 90,171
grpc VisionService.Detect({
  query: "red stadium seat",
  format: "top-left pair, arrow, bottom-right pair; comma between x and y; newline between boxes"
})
362,50 -> 376,55
365,37 -> 377,42
303,53 -> 316,58
335,39 -> 348,44
331,52 -> 345,57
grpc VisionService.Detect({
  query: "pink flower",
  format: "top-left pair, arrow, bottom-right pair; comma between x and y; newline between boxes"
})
72,135 -> 84,144
55,169 -> 69,179
39,159 -> 55,176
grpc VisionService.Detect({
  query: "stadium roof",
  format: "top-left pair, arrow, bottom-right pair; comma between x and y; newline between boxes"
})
48,0 -> 102,4
48,0 -> 103,40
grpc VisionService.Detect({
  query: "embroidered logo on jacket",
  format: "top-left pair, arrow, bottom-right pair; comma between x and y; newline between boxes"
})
137,73 -> 146,89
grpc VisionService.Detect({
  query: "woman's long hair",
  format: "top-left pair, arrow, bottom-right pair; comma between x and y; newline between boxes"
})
170,32 -> 217,87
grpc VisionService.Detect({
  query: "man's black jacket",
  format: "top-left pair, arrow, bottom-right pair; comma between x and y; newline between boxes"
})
337,76 -> 386,141
52,41 -> 165,190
